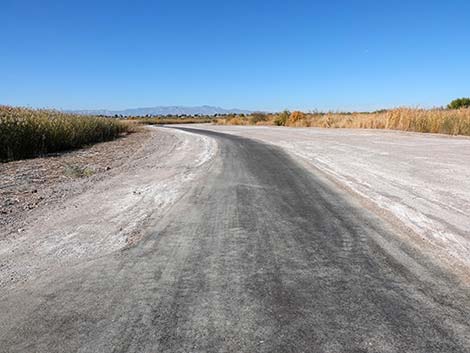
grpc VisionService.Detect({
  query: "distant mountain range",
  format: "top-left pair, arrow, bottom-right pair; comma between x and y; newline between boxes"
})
70,105 -> 252,116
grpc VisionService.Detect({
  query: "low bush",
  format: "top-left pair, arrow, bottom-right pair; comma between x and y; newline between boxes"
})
274,110 -> 290,126
249,112 -> 269,125
448,98 -> 470,110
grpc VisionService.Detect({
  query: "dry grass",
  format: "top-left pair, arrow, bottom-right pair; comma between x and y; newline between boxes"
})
218,108 -> 470,136
1,106 -> 131,162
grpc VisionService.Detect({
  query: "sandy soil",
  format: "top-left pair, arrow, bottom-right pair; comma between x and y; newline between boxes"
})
0,127 -> 216,289
1,130 -> 152,231
187,125 -> 470,275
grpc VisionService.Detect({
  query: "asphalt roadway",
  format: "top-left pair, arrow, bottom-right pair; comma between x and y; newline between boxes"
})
1,128 -> 469,352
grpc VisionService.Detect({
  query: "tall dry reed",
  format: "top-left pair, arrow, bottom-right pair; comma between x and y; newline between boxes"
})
219,108 -> 470,136
1,106 -> 130,161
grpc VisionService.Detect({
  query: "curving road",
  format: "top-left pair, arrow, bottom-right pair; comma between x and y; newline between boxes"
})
1,128 -> 469,352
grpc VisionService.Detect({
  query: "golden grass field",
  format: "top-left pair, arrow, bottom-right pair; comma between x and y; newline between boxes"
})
217,108 -> 470,136
0,106 -> 131,161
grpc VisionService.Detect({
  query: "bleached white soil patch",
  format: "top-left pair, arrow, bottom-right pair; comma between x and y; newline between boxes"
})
0,127 -> 216,289
189,125 -> 470,272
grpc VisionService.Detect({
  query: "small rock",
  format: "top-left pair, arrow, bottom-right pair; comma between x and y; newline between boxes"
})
18,228 -> 24,233
106,166 -> 111,171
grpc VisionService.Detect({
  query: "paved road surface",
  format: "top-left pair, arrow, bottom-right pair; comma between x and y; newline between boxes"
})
1,128 -> 469,352
186,124 -> 470,273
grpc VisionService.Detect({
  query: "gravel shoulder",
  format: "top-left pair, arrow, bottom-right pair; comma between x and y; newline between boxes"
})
0,127 -> 217,290
186,124 -> 470,279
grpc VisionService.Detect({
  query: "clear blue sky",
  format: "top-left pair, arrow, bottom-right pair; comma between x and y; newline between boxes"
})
2,0 -> 469,112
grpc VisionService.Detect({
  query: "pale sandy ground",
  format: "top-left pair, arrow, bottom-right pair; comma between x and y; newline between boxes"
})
186,125 -> 470,276
0,128 -> 216,290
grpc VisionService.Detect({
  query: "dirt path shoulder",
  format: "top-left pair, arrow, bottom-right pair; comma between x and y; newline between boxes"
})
0,127 -> 217,290
1,129 -> 152,232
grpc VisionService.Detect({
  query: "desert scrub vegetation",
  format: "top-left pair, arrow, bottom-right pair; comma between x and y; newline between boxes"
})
217,108 -> 470,136
0,106 -> 130,161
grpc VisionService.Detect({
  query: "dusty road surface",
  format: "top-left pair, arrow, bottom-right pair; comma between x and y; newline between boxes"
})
1,126 -> 470,352
188,124 -> 470,276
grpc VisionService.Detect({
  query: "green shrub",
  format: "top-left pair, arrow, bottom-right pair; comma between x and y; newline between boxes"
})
448,98 -> 470,109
